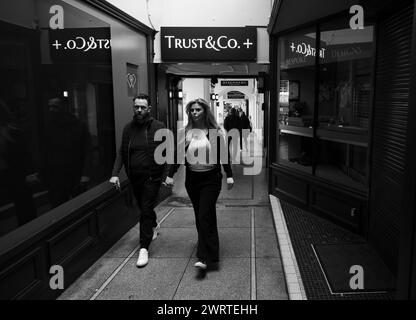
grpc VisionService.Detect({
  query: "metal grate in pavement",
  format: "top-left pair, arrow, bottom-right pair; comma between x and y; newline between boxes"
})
280,201 -> 395,300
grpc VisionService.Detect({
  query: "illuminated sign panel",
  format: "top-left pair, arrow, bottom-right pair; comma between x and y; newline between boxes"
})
221,80 -> 249,86
161,27 -> 257,62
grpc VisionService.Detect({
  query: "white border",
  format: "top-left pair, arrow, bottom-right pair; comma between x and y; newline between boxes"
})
269,195 -> 307,300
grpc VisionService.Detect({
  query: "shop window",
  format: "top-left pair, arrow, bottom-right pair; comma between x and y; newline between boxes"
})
276,18 -> 374,190
0,0 -> 115,237
277,28 -> 317,173
316,19 -> 374,190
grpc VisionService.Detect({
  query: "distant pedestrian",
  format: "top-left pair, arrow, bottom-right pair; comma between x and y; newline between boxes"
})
240,111 -> 252,151
223,108 -> 242,160
165,98 -> 234,273
110,94 -> 166,268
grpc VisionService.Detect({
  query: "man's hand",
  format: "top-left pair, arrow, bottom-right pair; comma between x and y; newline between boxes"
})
163,177 -> 174,187
227,177 -> 235,190
109,176 -> 120,190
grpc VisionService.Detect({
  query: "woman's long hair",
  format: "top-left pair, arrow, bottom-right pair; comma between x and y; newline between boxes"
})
185,98 -> 221,132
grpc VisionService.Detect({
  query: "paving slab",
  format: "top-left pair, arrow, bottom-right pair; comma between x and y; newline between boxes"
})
173,258 -> 251,300
163,209 -> 251,229
255,227 -> 280,258
150,228 -> 198,258
96,258 -> 189,300
219,175 -> 253,200
162,208 -> 196,228
191,228 -> 251,258
256,258 -> 288,300
58,258 -> 124,300
254,208 -> 275,228
217,213 -> 250,228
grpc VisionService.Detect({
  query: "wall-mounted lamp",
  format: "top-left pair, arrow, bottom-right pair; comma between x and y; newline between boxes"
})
169,89 -> 183,100
63,91 -> 69,98
211,93 -> 219,101
177,90 -> 183,99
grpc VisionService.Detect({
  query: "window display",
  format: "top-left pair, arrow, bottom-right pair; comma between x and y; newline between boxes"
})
276,19 -> 374,189
316,19 -> 374,189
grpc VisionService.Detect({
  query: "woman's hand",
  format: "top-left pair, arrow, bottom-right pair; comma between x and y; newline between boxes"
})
227,177 -> 235,190
164,177 -> 174,187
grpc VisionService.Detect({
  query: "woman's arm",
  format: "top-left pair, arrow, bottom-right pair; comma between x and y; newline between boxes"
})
217,129 -> 233,178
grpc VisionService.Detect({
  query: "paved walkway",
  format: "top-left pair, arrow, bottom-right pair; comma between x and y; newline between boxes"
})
59,146 -> 288,300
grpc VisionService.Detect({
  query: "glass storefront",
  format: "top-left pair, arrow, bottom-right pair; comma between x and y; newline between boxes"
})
277,27 -> 316,173
0,0 -> 117,237
276,17 -> 374,190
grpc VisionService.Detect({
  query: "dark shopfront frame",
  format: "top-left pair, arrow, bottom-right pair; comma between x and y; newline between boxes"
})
269,10 -> 376,236
85,0 -> 158,114
0,0 -> 156,300
268,0 -> 416,299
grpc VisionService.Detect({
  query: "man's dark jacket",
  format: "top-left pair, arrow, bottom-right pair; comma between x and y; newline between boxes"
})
112,116 -> 166,180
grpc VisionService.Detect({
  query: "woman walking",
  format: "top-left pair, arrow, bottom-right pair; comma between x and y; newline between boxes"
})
165,98 -> 234,272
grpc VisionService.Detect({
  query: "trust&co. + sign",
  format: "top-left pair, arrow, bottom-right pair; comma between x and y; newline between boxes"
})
161,27 -> 257,62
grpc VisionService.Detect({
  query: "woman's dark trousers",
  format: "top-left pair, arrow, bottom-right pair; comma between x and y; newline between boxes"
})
130,175 -> 161,249
185,169 -> 222,264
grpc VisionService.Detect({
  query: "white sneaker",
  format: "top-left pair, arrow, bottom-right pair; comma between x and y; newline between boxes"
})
152,224 -> 160,240
136,248 -> 149,268
194,261 -> 207,270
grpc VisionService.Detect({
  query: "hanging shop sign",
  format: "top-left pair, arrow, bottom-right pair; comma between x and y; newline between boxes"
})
227,91 -> 246,99
221,80 -> 249,86
161,27 -> 257,62
49,27 -> 112,64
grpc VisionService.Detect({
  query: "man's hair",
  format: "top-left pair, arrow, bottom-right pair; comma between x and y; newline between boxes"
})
133,94 -> 151,106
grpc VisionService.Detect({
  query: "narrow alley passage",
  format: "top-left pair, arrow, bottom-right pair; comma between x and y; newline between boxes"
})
59,147 -> 288,300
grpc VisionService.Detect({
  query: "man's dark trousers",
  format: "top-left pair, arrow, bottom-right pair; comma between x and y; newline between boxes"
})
130,174 -> 161,249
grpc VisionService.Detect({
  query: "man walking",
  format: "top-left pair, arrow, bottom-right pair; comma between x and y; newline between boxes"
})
223,108 -> 242,161
240,111 -> 252,151
109,94 -> 166,268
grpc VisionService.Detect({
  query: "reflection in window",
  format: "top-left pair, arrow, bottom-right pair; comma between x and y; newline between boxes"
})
316,19 -> 374,189
0,0 -> 115,237
276,19 -> 374,190
277,28 -> 316,172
